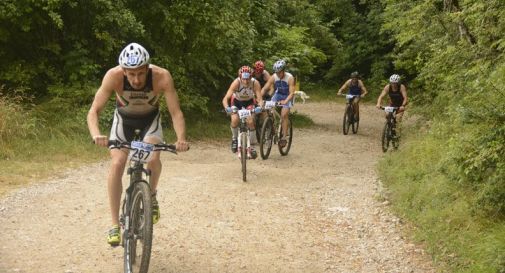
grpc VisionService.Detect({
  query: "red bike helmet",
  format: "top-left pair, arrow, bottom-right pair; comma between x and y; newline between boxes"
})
254,60 -> 265,74
239,65 -> 252,79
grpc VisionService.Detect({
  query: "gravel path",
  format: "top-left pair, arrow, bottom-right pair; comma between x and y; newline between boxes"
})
0,102 -> 435,273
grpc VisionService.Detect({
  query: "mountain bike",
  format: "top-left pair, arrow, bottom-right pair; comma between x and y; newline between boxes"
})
380,106 -> 400,152
228,107 -> 260,182
108,132 -> 176,273
259,101 -> 293,160
340,94 -> 360,135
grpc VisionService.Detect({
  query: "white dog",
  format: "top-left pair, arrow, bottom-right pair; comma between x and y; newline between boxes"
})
294,91 -> 310,104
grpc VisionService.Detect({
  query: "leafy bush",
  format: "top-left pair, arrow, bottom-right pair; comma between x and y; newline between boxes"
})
0,92 -> 41,158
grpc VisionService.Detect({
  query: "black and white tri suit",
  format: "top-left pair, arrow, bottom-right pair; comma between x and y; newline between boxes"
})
110,68 -> 163,143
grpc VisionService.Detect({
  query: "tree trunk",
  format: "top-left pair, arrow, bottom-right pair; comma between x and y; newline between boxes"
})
444,0 -> 476,44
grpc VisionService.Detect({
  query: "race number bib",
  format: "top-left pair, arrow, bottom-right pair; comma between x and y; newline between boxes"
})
264,101 -> 276,109
128,141 -> 155,163
346,94 -> 355,100
238,109 -> 251,119
384,106 -> 396,113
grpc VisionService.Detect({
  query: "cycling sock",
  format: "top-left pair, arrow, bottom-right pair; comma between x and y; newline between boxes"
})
249,130 -> 257,144
231,126 -> 238,139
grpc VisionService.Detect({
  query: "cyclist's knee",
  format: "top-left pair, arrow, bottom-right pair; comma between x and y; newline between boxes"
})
147,157 -> 161,168
281,109 -> 289,119
143,135 -> 162,144
230,118 -> 239,127
110,149 -> 127,167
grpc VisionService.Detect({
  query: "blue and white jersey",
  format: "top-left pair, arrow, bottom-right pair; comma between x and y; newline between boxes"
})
273,72 -> 293,96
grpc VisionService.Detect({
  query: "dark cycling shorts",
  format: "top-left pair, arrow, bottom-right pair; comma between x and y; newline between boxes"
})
231,98 -> 256,110
110,109 -> 163,145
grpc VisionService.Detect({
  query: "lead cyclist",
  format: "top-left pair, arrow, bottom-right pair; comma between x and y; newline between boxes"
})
87,42 -> 189,246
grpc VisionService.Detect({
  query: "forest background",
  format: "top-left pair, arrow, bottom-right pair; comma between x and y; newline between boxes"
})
0,1 -> 504,272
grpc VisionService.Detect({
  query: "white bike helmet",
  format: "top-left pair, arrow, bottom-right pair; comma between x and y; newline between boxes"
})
389,74 -> 401,83
118,42 -> 150,69
273,59 -> 286,73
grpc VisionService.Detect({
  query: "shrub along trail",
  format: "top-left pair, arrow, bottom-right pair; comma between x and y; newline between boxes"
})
0,102 -> 435,273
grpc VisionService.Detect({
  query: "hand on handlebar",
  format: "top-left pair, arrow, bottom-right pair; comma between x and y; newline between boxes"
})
175,140 -> 190,152
93,135 -> 108,147
225,106 -> 238,114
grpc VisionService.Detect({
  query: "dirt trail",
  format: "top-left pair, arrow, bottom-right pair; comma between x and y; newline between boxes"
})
0,102 -> 435,273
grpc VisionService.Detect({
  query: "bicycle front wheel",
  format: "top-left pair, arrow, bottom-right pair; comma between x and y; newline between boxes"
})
124,181 -> 153,273
240,133 -> 247,182
343,104 -> 351,135
279,116 -> 293,156
352,110 -> 359,134
260,117 -> 274,160
392,122 -> 400,150
381,122 -> 391,153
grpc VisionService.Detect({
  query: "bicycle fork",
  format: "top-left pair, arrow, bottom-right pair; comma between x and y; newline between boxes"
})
237,130 -> 251,157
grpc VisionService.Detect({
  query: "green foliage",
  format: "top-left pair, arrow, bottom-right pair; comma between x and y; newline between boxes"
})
378,130 -> 505,273
0,0 -> 143,94
264,26 -> 327,78
378,0 -> 505,271
0,92 -> 41,159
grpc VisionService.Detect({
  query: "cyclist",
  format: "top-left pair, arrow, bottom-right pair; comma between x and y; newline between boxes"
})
376,74 -> 408,132
252,60 -> 273,99
252,60 -> 273,131
87,42 -> 189,246
376,74 -> 408,118
337,71 -> 368,121
260,59 -> 295,147
222,65 -> 263,159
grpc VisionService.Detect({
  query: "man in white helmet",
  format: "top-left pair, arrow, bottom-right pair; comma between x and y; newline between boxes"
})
260,59 -> 295,147
87,42 -> 189,246
376,74 -> 408,120
376,74 -> 408,138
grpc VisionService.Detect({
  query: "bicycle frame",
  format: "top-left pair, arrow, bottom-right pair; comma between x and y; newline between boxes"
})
380,106 -> 400,152
237,113 -> 252,155
259,101 -> 293,159
341,94 -> 360,135
107,136 -> 176,273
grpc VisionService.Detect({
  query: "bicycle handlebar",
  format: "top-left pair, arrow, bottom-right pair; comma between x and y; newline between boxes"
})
339,94 -> 360,98
225,106 -> 262,115
107,140 -> 177,154
262,101 -> 287,111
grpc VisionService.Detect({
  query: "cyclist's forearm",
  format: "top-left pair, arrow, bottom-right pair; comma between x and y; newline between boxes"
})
87,110 -> 102,138
171,112 -> 187,142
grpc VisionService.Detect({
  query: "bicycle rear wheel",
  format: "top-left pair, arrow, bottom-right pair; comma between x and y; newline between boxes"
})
343,104 -> 351,135
260,117 -> 274,160
124,182 -> 153,273
279,116 -> 293,156
381,122 -> 391,153
240,133 -> 247,182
